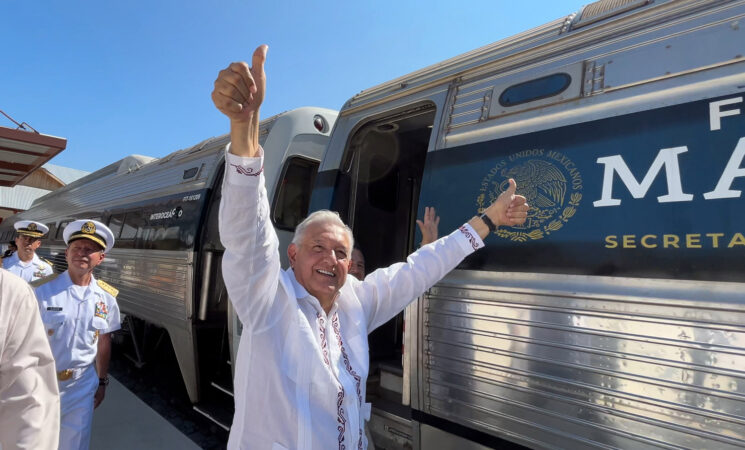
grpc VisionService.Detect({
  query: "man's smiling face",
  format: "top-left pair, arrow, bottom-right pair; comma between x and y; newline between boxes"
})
14,234 -> 41,262
288,221 -> 351,307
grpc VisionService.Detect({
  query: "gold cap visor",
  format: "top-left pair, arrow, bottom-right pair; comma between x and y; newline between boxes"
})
67,233 -> 107,250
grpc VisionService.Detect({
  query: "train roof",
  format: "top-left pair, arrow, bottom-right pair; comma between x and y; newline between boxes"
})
15,107 -> 336,219
341,0 -> 683,114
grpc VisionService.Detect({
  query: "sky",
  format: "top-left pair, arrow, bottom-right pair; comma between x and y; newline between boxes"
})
3,1 -> 587,173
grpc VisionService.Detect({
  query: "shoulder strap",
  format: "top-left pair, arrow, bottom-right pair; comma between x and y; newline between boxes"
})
30,272 -> 60,288
97,279 -> 119,297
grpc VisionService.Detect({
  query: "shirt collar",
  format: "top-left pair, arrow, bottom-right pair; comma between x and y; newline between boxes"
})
63,271 -> 99,299
286,267 -> 340,316
14,253 -> 31,267
287,267 -> 310,299
6,253 -> 20,265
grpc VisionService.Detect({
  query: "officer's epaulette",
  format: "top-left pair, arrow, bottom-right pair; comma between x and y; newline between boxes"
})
41,257 -> 54,267
30,273 -> 60,288
97,279 -> 119,297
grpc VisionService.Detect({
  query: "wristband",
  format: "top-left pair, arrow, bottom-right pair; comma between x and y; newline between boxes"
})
479,213 -> 498,233
99,376 -> 109,387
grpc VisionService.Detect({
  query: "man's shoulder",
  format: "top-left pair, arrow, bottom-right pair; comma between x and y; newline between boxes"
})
3,253 -> 19,266
38,256 -> 54,267
1,268 -> 29,288
96,279 -> 119,298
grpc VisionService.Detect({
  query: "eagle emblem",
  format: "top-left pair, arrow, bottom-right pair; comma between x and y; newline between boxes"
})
478,149 -> 583,242
82,221 -> 96,234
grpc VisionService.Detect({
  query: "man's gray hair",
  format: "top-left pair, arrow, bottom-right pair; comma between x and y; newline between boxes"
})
292,210 -> 354,251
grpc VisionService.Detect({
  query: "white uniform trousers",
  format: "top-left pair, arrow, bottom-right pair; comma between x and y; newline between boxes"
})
58,365 -> 98,450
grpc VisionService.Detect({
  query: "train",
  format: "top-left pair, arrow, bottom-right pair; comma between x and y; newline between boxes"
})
4,0 -> 745,447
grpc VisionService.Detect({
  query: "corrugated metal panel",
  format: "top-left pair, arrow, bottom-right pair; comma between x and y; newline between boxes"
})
42,164 -> 89,184
39,247 -> 193,327
28,139 -> 227,217
421,272 -> 745,449
573,0 -> 651,29
446,80 -> 494,130
0,185 -> 51,210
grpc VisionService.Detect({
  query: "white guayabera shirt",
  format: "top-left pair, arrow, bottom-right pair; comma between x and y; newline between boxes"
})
0,269 -> 59,450
220,147 -> 484,450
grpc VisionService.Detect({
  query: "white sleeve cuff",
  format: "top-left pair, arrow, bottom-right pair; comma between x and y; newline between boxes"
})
225,143 -> 265,186
453,223 -> 485,255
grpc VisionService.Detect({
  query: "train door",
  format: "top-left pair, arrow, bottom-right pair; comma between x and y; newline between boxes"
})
334,102 -> 439,448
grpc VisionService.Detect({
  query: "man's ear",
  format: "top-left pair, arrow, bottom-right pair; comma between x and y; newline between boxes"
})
287,243 -> 297,269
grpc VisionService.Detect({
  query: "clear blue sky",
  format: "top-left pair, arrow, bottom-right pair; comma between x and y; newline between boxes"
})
3,1 -> 587,172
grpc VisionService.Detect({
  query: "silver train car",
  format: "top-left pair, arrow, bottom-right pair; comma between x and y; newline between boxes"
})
0,107 -> 338,409
308,0 -> 745,448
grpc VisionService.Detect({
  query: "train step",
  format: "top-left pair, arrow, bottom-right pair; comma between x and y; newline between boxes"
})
210,381 -> 234,397
193,400 -> 232,432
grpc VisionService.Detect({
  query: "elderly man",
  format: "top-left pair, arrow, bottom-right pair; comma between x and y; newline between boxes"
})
32,220 -> 121,450
4,220 -> 54,282
0,269 -> 60,450
213,45 -> 528,449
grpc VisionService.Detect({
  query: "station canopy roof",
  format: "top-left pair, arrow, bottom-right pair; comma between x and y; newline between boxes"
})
0,125 -> 67,187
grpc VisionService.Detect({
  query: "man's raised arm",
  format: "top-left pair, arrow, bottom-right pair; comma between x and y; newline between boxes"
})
358,178 -> 529,332
214,46 -> 283,329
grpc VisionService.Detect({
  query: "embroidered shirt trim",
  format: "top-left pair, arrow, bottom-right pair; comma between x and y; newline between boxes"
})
230,163 -> 263,176
459,225 -> 481,251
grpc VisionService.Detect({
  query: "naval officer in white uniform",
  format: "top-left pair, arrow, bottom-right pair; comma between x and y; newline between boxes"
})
212,46 -> 529,449
32,219 -> 121,450
4,220 -> 54,282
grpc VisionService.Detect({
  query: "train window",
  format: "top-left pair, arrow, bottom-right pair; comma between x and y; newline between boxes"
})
272,156 -> 320,231
56,221 -> 70,240
498,73 -> 572,107
45,223 -> 57,241
183,167 -> 199,180
120,212 -> 147,248
108,214 -> 125,238
149,225 -> 182,250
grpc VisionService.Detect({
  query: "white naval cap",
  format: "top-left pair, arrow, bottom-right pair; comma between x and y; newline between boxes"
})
14,220 -> 49,238
63,219 -> 115,253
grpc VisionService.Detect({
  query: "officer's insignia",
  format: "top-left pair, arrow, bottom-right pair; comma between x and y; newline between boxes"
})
30,273 -> 59,288
81,221 -> 96,234
477,148 -> 583,242
97,280 -> 119,297
34,271 -> 44,278
28,223 -> 37,231
95,301 -> 109,320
